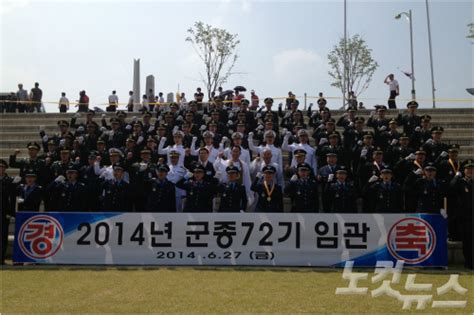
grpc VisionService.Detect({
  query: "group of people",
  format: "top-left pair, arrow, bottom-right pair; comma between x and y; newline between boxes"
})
0,93 -> 472,268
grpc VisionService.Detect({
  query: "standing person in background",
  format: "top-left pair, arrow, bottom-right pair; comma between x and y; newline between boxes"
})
30,82 -> 43,112
250,90 -> 259,110
16,83 -> 29,113
107,90 -> 118,112
194,87 -> 204,110
147,89 -> 155,112
127,91 -> 134,112
384,74 -> 399,109
58,92 -> 69,113
179,92 -> 187,110
77,90 -> 89,112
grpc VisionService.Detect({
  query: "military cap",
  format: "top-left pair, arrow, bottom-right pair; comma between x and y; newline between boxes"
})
226,166 -> 240,174
380,167 -> 393,174
448,144 -> 460,153
140,149 -> 151,155
415,148 -> 426,155
297,163 -> 311,171
399,133 -> 409,140
264,97 -> 274,104
112,163 -> 125,171
173,130 -> 184,137
363,131 -> 374,138
355,117 -> 365,123
203,131 -> 215,138
373,147 -> 384,154
424,162 -> 437,171
126,137 -> 136,143
389,119 -> 398,125
431,126 -> 444,133
328,132 -> 339,138
57,120 -> 69,127
169,150 -> 180,157
143,111 -> 152,118
86,109 -> 96,115
240,99 -> 250,106
157,164 -> 170,172
66,164 -> 79,173
232,132 -> 243,139
116,110 -> 127,117
294,149 -> 307,157
421,114 -> 432,121
25,169 -> 37,177
407,100 -> 419,108
147,136 -> 157,143
109,148 -> 122,156
297,129 -> 309,137
27,142 -> 41,150
462,159 -> 474,169
193,164 -> 206,173
262,165 -> 277,174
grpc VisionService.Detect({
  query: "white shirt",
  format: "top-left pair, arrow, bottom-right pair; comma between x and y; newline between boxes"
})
158,139 -> 186,166
223,147 -> 251,166
59,96 -> 69,107
249,159 -> 284,189
388,79 -> 399,91
109,94 -> 119,104
94,163 -> 130,183
282,135 -> 318,175
247,136 -> 283,174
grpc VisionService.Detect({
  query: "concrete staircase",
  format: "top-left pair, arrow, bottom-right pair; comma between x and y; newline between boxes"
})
1,108 -> 472,264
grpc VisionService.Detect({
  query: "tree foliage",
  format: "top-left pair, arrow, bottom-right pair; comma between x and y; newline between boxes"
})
467,22 -> 474,42
328,35 -> 379,97
186,21 -> 240,99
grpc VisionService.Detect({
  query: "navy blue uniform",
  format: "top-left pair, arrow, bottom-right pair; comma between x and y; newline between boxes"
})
284,178 -> 319,212
144,179 -> 176,212
251,179 -> 284,212
217,182 -> 247,212
176,178 -> 217,212
100,179 -> 133,212
325,181 -> 358,213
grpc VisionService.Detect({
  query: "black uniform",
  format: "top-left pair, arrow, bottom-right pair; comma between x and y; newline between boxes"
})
16,184 -> 44,211
48,181 -> 88,212
364,181 -> 403,213
1,175 -> 16,264
144,179 -> 176,212
450,175 -> 473,269
9,156 -> 47,185
284,178 -> 319,212
217,182 -> 248,212
404,174 -> 446,213
100,179 -> 133,212
325,180 -> 358,213
251,178 -> 284,212
176,178 -> 217,212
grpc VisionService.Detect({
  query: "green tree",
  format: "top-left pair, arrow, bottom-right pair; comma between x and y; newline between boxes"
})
467,22 -> 474,42
186,21 -> 240,99
328,34 -> 379,97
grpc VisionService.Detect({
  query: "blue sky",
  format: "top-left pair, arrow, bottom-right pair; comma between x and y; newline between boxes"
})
1,0 -> 473,111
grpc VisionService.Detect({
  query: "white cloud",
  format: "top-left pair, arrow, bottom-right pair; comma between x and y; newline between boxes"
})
0,0 -> 30,15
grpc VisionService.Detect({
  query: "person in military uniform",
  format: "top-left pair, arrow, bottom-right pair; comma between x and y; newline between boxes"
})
80,151 -> 102,211
396,101 -> 421,136
285,163 -> 319,212
176,164 -> 218,212
167,150 -> 187,212
422,126 -> 450,163
251,165 -> 284,212
48,165 -> 88,211
16,170 -> 44,212
100,163 -> 132,212
385,133 -> 414,166
438,144 -> 462,240
0,160 -> 17,264
325,168 -> 358,213
356,147 -> 387,195
144,164 -> 176,212
352,132 -> 376,174
367,106 -> 390,136
47,149 -> 73,185
217,166 -> 248,212
127,149 -> 157,211
363,168 -> 403,213
404,163 -> 447,214
9,142 -> 47,185
450,160 -> 473,269
410,114 -> 432,149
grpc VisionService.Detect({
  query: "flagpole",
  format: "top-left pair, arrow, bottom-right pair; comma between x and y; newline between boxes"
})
425,0 -> 436,108
342,0 -> 347,109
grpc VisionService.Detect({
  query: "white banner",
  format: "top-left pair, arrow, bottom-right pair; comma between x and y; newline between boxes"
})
13,212 -> 447,267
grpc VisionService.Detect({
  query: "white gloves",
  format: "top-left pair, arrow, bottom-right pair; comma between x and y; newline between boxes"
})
405,153 -> 416,160
227,120 -> 234,126
59,139 -> 66,147
440,208 -> 448,219
360,148 -> 368,158
357,140 -> 363,146
132,116 -> 138,122
221,136 -> 229,144
192,136 -> 198,143
176,115 -> 183,122
55,175 -> 66,183
148,125 -> 155,132
391,139 -> 398,146
256,172 -> 263,179
77,136 -> 84,144
139,163 -> 147,171
248,132 -> 254,138
200,125 -> 207,131
440,151 -> 448,158
229,112 -> 234,119
137,136 -> 144,144
290,175 -> 298,181
77,126 -> 85,133
425,138 -> 435,145
42,135 -> 48,143
12,176 -> 22,184
285,131 -> 292,138
319,138 -> 328,146
368,175 -> 379,183
378,125 -> 387,131
348,121 -> 354,128
256,125 -> 264,131
415,126 -> 421,132
318,123 -> 325,129
455,171 -> 462,177
327,174 -> 334,182
172,126 -> 179,133
185,171 -> 193,180
414,168 -> 423,176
